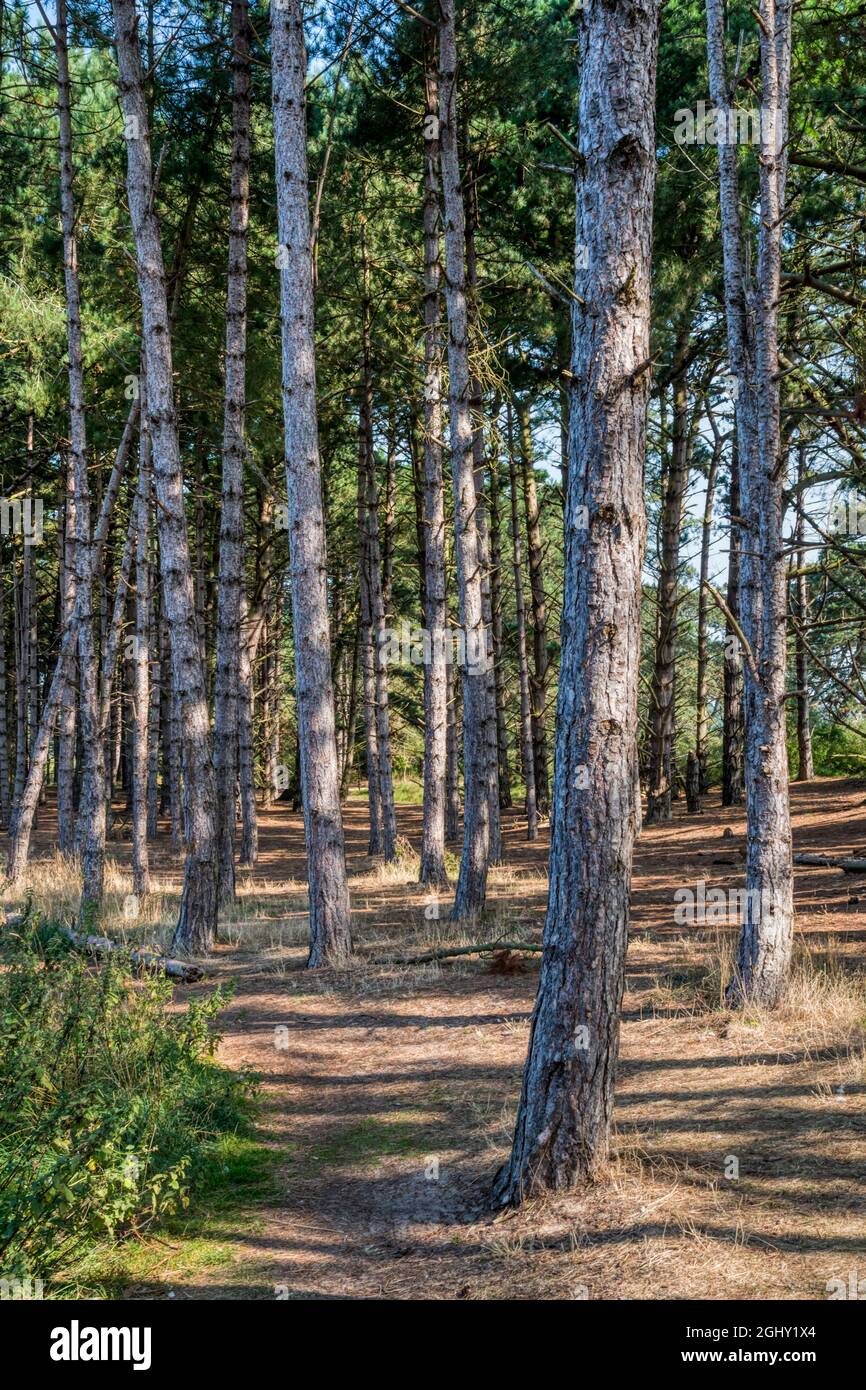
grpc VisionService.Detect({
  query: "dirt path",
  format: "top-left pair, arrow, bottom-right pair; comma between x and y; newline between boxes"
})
19,780 -> 866,1299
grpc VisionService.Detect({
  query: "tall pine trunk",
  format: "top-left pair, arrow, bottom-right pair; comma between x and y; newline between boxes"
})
57,450 -> 77,851
465,157 -> 501,863
418,48 -> 449,887
696,407 -> 721,791
707,0 -> 794,1005
113,0 -> 219,954
272,0 -> 352,965
793,439 -> 813,780
507,401 -> 537,841
438,0 -> 490,919
356,218 -> 396,859
57,0 -> 106,926
496,0 -> 659,1202
646,355 -> 690,822
722,430 -> 744,805
488,438 -> 512,809
517,401 -> 550,815
5,405 -> 138,884
130,424 -> 151,897
214,0 -> 251,904
238,593 -> 260,866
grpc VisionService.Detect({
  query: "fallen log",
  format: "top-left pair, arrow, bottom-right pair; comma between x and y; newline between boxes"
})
56,927 -> 204,982
793,852 -> 866,874
376,939 -> 543,966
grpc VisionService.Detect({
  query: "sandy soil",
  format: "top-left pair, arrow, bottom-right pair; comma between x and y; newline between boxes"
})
19,778 -> 866,1299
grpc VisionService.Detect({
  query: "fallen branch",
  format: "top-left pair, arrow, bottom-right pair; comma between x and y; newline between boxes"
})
376,939 -> 543,966
55,927 -> 204,981
793,852 -> 866,874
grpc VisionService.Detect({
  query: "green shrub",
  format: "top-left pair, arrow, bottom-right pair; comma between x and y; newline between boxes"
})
806,720 -> 866,778
0,912 -> 253,1292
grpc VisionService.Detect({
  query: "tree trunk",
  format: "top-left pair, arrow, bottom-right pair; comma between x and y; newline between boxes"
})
339,623 -> 360,800
0,574 -> 9,829
495,0 -> 659,1202
696,408 -> 721,791
357,217 -> 396,860
418,46 -> 449,887
272,0 -> 352,966
722,429 -> 744,805
357,343 -> 382,854
214,0 -> 251,904
685,748 -> 702,814
488,436 -> 512,809
238,593 -> 260,866
708,0 -> 794,1006
11,427 -> 30,824
5,405 -> 139,885
507,401 -> 537,841
130,422 -> 151,897
438,0 -> 490,919
794,440 -> 813,780
112,0 -> 219,954
57,0 -> 106,927
445,662 -> 461,842
646,353 -> 690,823
517,400 -> 550,815
56,450 -> 77,851
465,153 -> 501,864
706,0 -> 794,1002
146,553 -> 161,839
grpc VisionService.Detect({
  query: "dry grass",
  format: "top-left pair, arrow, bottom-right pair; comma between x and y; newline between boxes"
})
6,784 -> 866,1300
648,931 -> 866,1059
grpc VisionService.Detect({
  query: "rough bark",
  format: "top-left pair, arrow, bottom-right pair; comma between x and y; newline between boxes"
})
445,663 -> 461,842
707,0 -> 794,1005
495,0 -> 659,1202
418,47 -> 449,887
214,0 -> 251,905
5,404 -> 139,884
794,440 -> 813,780
112,0 -> 219,954
355,228 -> 390,857
238,592 -> 260,866
507,401 -> 538,840
696,406 -> 721,791
685,748 -> 702,813
488,437 -> 512,809
0,575 -> 8,829
146,548 -> 160,839
517,400 -> 550,815
130,419 -> 151,897
722,430 -> 745,805
57,0 -> 105,926
56,450 -> 77,850
438,0 -> 490,919
339,623 -> 360,800
360,362 -> 397,862
465,154 -> 501,863
646,355 -> 690,822
272,0 -> 352,965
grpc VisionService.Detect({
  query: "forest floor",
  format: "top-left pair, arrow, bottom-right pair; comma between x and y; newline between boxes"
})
8,777 -> 866,1300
